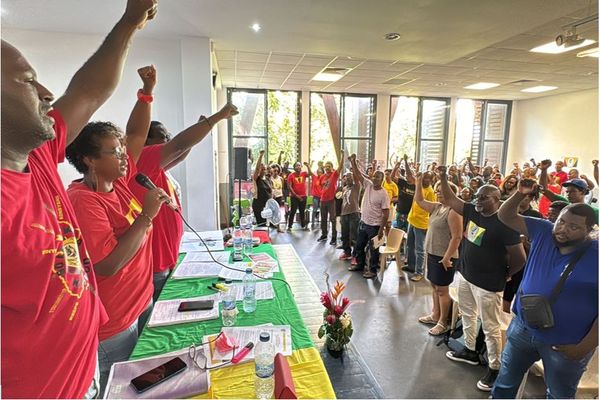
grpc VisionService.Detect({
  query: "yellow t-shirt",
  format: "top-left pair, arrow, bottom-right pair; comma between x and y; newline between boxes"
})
382,180 -> 399,205
407,186 -> 436,229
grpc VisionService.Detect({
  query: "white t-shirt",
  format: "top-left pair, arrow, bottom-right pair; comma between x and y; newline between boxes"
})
360,179 -> 390,226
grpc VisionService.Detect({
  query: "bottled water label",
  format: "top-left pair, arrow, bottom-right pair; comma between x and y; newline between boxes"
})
223,299 -> 236,310
255,360 -> 274,378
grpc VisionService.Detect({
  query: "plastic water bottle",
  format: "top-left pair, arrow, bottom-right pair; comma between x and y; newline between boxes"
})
243,222 -> 254,256
254,332 -> 275,399
233,227 -> 243,260
221,280 -> 237,326
243,268 -> 257,313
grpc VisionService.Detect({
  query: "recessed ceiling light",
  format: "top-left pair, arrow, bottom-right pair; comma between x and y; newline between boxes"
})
521,86 -> 558,93
464,82 -> 500,90
384,33 -> 401,41
251,23 -> 261,32
530,39 -> 596,54
312,73 -> 344,82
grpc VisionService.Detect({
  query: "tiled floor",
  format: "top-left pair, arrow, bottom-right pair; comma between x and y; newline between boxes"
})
270,224 -> 548,399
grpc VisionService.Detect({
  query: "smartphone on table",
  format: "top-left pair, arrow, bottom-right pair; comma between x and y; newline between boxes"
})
177,299 -> 214,312
130,357 -> 187,393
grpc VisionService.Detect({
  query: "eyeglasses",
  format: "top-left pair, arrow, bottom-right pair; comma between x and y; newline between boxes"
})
188,332 -> 236,371
99,146 -> 127,159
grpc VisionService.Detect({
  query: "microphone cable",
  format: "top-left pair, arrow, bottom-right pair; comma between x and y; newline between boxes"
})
174,208 -> 293,294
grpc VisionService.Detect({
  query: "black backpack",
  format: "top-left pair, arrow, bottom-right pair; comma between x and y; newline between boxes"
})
437,317 -> 488,366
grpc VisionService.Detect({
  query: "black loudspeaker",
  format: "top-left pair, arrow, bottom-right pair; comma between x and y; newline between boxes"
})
233,147 -> 250,180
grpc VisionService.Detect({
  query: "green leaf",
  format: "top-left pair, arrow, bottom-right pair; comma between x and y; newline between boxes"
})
318,325 -> 326,338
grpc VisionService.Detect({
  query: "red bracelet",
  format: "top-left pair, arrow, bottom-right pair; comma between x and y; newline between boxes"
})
137,89 -> 154,104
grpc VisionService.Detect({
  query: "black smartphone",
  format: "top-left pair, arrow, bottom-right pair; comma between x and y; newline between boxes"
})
130,357 -> 187,393
177,299 -> 214,312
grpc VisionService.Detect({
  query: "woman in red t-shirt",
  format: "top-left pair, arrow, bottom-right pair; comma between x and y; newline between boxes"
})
66,66 -> 171,393
311,166 -> 324,224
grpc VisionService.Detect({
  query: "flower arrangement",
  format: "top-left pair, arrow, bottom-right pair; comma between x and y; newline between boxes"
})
317,273 -> 353,354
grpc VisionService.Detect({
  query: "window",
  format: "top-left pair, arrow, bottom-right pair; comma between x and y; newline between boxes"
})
228,89 -> 300,201
453,99 -> 511,170
387,96 -> 449,168
309,93 -> 376,167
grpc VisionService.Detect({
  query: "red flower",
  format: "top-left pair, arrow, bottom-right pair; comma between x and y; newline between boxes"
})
334,305 -> 343,316
320,292 -> 332,310
326,314 -> 336,325
341,297 -> 350,311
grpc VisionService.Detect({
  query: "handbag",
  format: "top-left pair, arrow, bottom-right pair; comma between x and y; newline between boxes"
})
519,243 -> 590,329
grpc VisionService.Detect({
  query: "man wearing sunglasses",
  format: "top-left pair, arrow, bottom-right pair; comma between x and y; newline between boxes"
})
438,166 -> 526,392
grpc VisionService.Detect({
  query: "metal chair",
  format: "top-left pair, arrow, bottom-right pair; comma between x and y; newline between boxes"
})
378,228 -> 406,280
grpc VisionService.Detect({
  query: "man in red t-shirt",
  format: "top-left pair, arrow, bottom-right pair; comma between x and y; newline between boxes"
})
0,2 -> 157,398
287,161 -> 313,230
318,150 -> 344,245
132,103 -> 238,301
550,160 -> 568,185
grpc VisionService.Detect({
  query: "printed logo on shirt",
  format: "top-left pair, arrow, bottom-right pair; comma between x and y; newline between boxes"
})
466,220 -> 486,246
293,175 -> 305,184
124,197 -> 143,225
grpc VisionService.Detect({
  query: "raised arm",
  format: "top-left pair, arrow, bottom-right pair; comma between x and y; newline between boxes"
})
438,166 -> 465,216
253,150 -> 265,181
337,149 -> 345,174
277,150 -> 284,166
54,0 -> 157,145
593,160 -> 599,185
404,154 -> 415,184
349,153 -> 364,186
498,179 -> 536,236
125,65 -> 155,163
580,174 -> 596,190
303,161 -> 313,177
391,161 -> 401,184
159,103 -> 238,169
537,159 -> 560,201
414,172 -> 438,214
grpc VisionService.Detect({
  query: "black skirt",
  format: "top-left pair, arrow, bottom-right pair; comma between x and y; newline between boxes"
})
426,253 -> 457,286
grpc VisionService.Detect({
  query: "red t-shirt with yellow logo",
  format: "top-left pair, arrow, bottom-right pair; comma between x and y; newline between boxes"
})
131,144 -> 183,273
67,153 -> 153,341
287,171 -> 309,197
1,109 -> 107,398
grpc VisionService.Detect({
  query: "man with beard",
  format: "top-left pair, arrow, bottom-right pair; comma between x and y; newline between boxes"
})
493,181 -> 598,399
439,167 -> 526,392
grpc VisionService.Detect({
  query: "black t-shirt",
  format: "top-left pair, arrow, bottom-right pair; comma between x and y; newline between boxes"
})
396,179 -> 416,214
460,203 -> 521,292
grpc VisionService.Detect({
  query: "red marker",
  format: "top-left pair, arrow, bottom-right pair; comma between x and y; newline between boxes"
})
231,342 -> 254,364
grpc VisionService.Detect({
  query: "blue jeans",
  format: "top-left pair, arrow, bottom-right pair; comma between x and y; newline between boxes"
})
152,269 -> 170,303
492,317 -> 594,399
98,302 -> 153,396
354,221 -> 380,272
406,224 -> 427,275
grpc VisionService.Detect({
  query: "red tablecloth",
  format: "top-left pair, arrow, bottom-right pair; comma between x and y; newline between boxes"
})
252,230 -> 271,244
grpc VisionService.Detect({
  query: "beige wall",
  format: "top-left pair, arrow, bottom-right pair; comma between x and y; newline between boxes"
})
507,88 -> 599,176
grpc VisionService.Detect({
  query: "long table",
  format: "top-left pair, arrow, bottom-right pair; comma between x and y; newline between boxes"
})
130,243 -> 335,399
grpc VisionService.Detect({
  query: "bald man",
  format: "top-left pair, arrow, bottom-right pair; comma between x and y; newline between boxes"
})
438,167 -> 526,392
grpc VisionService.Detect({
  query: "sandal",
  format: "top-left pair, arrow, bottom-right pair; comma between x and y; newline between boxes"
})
418,314 -> 437,325
428,323 -> 450,336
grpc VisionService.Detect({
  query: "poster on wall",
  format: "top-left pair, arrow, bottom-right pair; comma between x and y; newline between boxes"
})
564,157 -> 579,168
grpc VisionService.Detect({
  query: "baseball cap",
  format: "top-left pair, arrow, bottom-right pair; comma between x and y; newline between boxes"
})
562,178 -> 589,191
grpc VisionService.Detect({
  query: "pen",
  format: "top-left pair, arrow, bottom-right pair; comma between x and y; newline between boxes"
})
231,342 -> 254,364
207,285 -> 221,292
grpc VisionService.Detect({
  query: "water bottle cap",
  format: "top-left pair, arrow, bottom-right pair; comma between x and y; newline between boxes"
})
246,267 -> 253,273
259,332 -> 270,342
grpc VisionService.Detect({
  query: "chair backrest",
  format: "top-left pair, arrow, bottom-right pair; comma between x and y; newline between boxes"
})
386,228 -> 406,250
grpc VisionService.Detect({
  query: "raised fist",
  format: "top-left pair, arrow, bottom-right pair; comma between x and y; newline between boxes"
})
137,65 -> 157,91
218,102 -> 239,119
124,0 -> 158,30
593,160 -> 599,167
539,159 -> 552,170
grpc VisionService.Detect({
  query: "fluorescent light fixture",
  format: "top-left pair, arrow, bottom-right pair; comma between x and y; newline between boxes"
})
577,47 -> 600,58
530,39 -> 596,54
464,82 -> 500,90
311,72 -> 344,82
521,85 -> 558,93
251,23 -> 261,32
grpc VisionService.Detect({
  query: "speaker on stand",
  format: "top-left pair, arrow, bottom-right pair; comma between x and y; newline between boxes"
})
233,147 -> 250,223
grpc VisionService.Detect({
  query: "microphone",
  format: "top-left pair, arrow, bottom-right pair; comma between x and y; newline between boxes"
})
135,173 -> 179,211
135,173 -> 157,190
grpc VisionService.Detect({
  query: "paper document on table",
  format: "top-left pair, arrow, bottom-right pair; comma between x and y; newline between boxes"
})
181,230 -> 222,243
171,262 -> 223,280
104,347 -> 209,399
182,252 -> 229,263
180,230 -> 224,252
202,325 -> 292,368
248,253 -> 280,273
218,262 -> 252,281
147,295 -> 219,327
228,281 -> 274,301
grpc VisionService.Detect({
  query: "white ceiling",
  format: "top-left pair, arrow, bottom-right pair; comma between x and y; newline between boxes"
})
2,0 -> 598,99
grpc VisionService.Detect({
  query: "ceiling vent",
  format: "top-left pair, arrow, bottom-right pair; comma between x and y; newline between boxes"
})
506,79 -> 540,86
